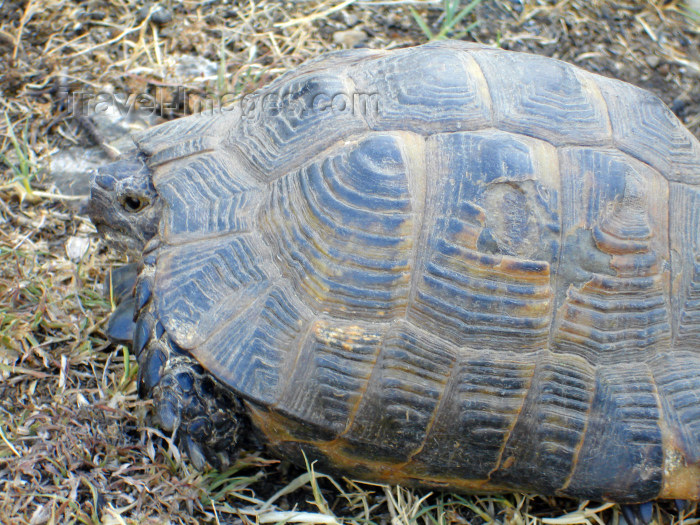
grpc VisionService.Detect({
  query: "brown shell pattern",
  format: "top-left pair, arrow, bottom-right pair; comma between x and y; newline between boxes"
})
133,41 -> 700,502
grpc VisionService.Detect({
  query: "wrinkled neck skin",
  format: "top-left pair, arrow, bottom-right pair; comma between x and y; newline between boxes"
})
88,151 -> 163,256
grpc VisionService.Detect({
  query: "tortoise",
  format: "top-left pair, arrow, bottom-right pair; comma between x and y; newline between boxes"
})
88,40 -> 700,504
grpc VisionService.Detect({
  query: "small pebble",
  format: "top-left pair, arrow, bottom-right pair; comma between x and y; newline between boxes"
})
136,3 -> 173,26
333,29 -> 368,48
151,5 -> 173,25
65,236 -> 90,262
342,11 -> 359,27
638,502 -> 653,524
672,97 -> 688,116
136,5 -> 149,22
645,55 -> 660,69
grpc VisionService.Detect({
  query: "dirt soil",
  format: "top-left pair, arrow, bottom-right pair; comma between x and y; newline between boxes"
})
0,1 -> 699,524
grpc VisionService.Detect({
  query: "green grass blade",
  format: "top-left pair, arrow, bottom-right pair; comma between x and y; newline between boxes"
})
452,20 -> 481,39
409,6 -> 435,40
2,113 -> 34,194
444,0 -> 457,25
436,0 -> 484,39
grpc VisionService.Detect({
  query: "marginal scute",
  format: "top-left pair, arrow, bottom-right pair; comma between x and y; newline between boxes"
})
196,285 -> 314,405
669,184 -> 700,351
134,110 -> 234,157
650,353 -> 700,465
147,137 -> 219,168
563,363 -> 663,502
410,351 -> 536,480
233,69 -> 368,178
597,76 -> 700,184
471,48 -> 612,146
155,233 -> 273,349
279,318 -> 384,438
155,152 -> 262,241
489,354 -> 595,494
342,321 -> 456,462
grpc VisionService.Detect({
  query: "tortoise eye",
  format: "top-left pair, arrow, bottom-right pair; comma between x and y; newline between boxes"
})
121,194 -> 149,213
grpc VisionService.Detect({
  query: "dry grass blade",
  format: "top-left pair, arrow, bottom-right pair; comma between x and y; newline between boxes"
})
541,502 -> 615,525
276,0 -> 360,28
10,0 -> 38,61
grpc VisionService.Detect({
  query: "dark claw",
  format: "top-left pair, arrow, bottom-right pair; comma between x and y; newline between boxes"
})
104,263 -> 140,345
175,371 -> 194,393
620,503 -> 653,525
638,502 -> 652,524
188,417 -> 212,441
154,320 -> 165,339
106,297 -> 136,343
183,433 -> 206,470
132,313 -> 152,356
621,506 -> 638,525
134,275 -> 153,311
109,263 -> 139,301
157,396 -> 179,432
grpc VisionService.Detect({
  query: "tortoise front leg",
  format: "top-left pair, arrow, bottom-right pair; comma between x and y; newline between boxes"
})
146,348 -> 245,469
126,262 -> 247,469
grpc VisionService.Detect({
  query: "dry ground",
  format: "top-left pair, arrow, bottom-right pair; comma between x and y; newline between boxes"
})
1,0 -> 699,523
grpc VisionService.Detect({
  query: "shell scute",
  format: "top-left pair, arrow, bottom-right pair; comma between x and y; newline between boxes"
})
279,319 -> 383,436
261,133 -> 416,321
597,76 -> 700,184
409,131 -> 559,349
553,148 -> 671,364
348,45 -> 491,133
471,48 -> 612,146
234,69 -> 369,178
489,355 -> 595,494
340,321 -> 456,462
155,233 -> 273,349
155,153 -> 262,240
669,184 -> 700,351
564,363 -> 663,502
409,351 -> 536,481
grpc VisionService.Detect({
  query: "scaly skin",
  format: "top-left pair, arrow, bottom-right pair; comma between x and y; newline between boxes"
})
91,157 -> 248,468
133,259 -> 248,469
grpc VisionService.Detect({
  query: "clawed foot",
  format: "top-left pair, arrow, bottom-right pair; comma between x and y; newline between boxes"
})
149,353 -> 245,469
137,304 -> 247,469
619,503 -> 653,525
106,262 -> 247,469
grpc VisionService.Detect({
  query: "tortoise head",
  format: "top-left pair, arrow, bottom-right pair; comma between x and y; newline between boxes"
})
88,154 -> 163,253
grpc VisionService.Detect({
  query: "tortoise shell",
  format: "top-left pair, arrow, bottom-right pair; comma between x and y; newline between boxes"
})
124,41 -> 700,502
